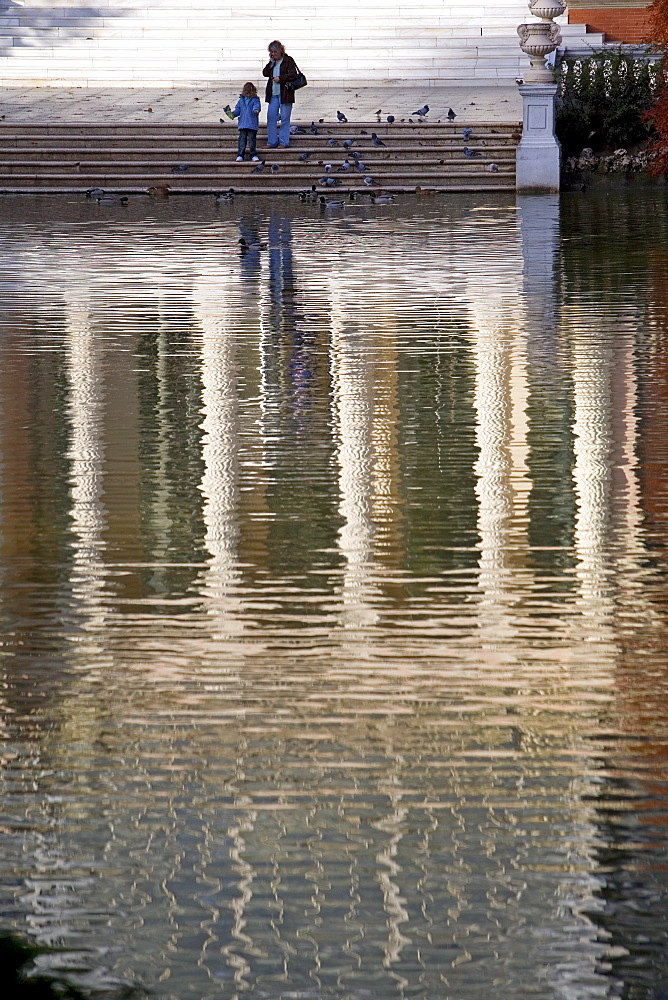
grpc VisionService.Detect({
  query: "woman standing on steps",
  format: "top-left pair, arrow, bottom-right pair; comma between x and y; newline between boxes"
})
262,40 -> 298,149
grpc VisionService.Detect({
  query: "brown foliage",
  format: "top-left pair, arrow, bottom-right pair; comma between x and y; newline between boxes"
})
646,0 -> 668,48
645,1 -> 668,172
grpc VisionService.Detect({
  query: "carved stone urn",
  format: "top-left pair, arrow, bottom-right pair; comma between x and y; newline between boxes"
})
518,0 -> 566,83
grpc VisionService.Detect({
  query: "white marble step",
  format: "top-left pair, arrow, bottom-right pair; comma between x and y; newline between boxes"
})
0,3 -> 602,86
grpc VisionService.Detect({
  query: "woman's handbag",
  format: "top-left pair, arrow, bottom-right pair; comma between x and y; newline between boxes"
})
286,65 -> 308,91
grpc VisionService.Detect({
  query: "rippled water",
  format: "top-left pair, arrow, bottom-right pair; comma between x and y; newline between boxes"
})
1,190 -> 668,1000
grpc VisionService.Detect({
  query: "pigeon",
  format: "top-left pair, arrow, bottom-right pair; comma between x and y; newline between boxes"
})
310,122 -> 319,134
324,163 -> 332,172
463,127 -> 473,141
414,105 -> 429,116
374,109 -> 382,116
342,139 -> 355,149
348,149 -> 361,160
148,185 -> 171,198
355,160 -> 369,172
171,163 -> 189,172
298,151 -> 313,161
463,146 -> 481,158
327,138 -> 340,147
337,160 -> 351,172
371,133 -> 386,147
487,162 -> 500,172
215,187 -> 234,202
271,163 -> 280,172
386,115 -> 395,124
447,108 -> 457,121
291,125 -> 308,134
86,187 -> 105,199
326,177 -> 341,186
363,175 -> 376,186
252,160 -> 266,172
239,237 -> 267,252
337,111 -> 348,122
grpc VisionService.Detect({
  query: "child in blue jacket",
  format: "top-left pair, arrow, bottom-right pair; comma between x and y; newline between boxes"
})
231,83 -> 261,161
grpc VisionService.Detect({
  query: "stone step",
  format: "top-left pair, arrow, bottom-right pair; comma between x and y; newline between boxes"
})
0,155 -> 516,174
0,176 -> 516,193
0,122 -> 521,137
0,119 -> 517,192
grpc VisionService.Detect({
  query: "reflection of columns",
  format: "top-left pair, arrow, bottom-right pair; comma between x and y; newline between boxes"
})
572,340 -> 613,610
373,800 -> 411,970
222,809 -> 257,994
330,286 -> 377,629
194,282 -> 244,635
64,295 -> 107,629
469,309 -> 532,622
570,327 -> 645,633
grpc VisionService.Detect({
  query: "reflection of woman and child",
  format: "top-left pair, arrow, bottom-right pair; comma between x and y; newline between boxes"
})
236,209 -> 316,425
224,40 -> 300,158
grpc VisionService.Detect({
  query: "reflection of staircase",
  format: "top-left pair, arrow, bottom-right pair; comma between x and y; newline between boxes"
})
0,120 -> 520,192
0,2 -> 603,87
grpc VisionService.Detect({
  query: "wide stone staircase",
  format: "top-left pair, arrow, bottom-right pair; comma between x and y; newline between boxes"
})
0,119 -> 521,193
0,1 -> 603,87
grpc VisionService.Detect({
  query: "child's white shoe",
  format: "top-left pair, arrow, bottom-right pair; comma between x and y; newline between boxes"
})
235,156 -> 244,162
251,156 -> 260,162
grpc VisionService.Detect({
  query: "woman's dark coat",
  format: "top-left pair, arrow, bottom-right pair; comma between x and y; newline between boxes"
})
262,54 -> 299,104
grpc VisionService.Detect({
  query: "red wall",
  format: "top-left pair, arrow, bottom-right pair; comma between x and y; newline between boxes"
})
569,8 -> 652,43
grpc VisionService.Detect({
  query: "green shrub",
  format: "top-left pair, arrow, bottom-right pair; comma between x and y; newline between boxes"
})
557,48 -> 663,155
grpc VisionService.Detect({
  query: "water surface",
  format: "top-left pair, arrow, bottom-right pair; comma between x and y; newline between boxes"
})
1,190 -> 668,1000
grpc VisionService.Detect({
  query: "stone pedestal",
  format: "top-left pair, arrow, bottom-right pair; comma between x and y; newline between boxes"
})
516,83 -> 561,193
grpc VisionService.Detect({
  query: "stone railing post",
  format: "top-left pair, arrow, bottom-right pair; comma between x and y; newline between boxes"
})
516,1 -> 565,192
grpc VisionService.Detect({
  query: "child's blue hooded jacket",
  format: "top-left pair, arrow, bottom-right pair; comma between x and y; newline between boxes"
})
233,95 -> 261,130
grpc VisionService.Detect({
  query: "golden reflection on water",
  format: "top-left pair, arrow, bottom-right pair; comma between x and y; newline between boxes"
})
0,193 -> 668,999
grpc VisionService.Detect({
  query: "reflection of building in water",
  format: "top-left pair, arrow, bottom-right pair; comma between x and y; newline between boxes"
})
1,199 -> 667,998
